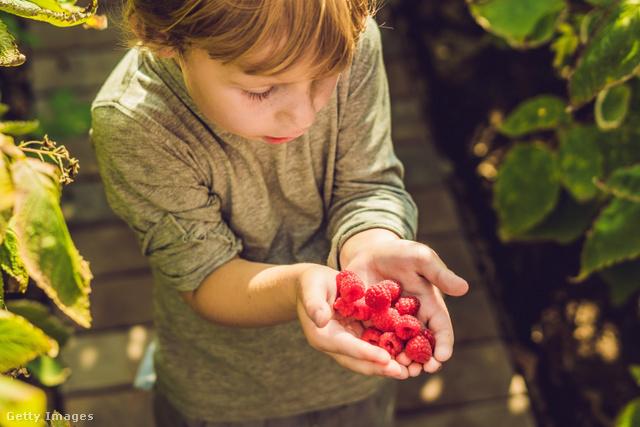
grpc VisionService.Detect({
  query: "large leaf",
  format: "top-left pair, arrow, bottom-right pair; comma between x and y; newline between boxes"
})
0,309 -> 57,372
595,127 -> 640,174
468,0 -> 566,47
0,154 -> 12,214
500,95 -> 572,137
25,354 -> 70,386
0,119 -> 39,135
595,163 -> 640,201
6,299 -> 73,347
579,196 -> 640,279
0,375 -> 46,427
0,17 -> 24,66
595,83 -> 632,130
0,219 -> 28,293
616,397 -> 640,427
0,0 -> 99,28
599,258 -> 640,305
557,125 -> 604,201
494,143 -> 560,239
569,1 -> 640,107
510,190 -> 600,244
11,158 -> 91,328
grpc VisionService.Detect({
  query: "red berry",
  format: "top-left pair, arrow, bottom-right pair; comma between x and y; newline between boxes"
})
419,328 -> 436,350
336,270 -> 365,303
365,283 -> 392,311
395,314 -> 421,340
333,297 -> 355,317
379,279 -> 402,303
370,307 -> 400,332
405,334 -> 433,363
353,298 -> 372,321
360,326 -> 382,346
395,296 -> 421,316
378,332 -> 403,356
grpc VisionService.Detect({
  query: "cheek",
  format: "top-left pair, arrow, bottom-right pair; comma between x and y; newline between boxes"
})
314,78 -> 339,109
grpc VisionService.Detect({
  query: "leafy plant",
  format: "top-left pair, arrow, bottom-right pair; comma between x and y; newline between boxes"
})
466,0 -> 640,422
0,0 -> 105,425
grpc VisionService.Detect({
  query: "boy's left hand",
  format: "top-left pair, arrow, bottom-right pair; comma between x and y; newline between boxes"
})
337,228 -> 469,375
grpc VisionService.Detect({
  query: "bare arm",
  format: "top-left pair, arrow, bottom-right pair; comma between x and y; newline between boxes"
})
179,258 -> 317,328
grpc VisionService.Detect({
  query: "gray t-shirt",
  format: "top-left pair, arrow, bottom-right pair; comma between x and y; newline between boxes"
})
91,23 -> 417,422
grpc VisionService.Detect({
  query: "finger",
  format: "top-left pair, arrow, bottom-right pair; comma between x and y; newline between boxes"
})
408,362 -> 423,377
395,352 -> 412,367
414,245 -> 469,297
299,278 -> 334,328
325,329 -> 392,365
327,352 -> 409,379
423,357 -> 443,373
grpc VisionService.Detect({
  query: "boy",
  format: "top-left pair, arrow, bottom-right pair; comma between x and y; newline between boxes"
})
90,0 -> 469,425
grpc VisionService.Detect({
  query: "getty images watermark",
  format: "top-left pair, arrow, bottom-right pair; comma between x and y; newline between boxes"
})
6,411 -> 94,423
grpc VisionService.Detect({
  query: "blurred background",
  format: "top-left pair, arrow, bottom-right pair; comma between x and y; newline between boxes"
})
2,0 -> 639,426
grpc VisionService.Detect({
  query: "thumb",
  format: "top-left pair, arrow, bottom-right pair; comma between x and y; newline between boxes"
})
298,273 -> 334,328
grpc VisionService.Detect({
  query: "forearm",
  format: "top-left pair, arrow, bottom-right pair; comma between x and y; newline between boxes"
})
180,258 -> 316,328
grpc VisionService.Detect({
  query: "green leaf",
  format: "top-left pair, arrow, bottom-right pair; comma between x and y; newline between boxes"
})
0,0 -> 98,28
599,258 -> 640,305
579,197 -> 640,278
25,354 -> 70,387
6,299 -> 73,347
0,15 -> 24,66
596,163 -> 640,201
494,143 -> 561,239
49,411 -> 73,427
569,1 -> 640,107
0,120 -> 39,136
630,364 -> 640,386
500,95 -> 572,137
616,397 -> 640,427
0,219 -> 29,293
584,0 -> 618,6
510,190 -> 600,244
0,154 -> 12,214
468,0 -> 566,48
596,127 -> 640,174
11,158 -> 92,328
595,83 -> 632,130
0,375 -> 46,427
0,309 -> 57,372
557,125 -> 604,201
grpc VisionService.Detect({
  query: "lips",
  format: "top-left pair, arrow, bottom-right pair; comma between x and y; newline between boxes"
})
262,130 -> 307,145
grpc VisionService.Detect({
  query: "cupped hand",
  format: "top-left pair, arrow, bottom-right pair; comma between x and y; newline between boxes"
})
339,229 -> 469,372
296,265 -> 412,379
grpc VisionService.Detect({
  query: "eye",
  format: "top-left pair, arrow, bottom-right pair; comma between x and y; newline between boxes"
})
242,87 -> 275,101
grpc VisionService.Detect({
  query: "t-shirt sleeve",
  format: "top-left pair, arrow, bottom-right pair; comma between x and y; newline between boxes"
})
327,22 -> 418,269
90,106 -> 242,291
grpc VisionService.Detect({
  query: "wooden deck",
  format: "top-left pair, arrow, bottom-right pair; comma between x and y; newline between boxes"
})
24,2 -> 539,425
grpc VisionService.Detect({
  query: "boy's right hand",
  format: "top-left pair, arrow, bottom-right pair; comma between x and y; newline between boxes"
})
296,265 -> 412,379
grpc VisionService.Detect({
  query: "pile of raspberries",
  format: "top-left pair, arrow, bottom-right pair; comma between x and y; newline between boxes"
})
333,270 -> 435,364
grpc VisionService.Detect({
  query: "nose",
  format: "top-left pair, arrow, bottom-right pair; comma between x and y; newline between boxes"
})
275,83 -> 318,130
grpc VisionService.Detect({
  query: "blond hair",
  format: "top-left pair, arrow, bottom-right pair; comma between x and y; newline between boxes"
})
124,0 -> 377,76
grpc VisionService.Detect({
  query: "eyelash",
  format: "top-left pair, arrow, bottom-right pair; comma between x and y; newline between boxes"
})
242,87 -> 275,101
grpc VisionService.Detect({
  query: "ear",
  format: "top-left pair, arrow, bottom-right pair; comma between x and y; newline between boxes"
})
128,13 -> 177,58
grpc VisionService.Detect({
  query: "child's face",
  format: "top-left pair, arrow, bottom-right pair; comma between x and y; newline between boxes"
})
175,48 -> 340,144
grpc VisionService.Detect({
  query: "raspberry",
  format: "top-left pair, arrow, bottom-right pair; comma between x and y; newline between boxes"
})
333,297 -> 355,317
370,307 -> 400,332
379,279 -> 402,303
405,333 -> 432,363
336,270 -> 365,303
360,326 -> 382,346
395,314 -> 421,340
365,283 -> 392,311
378,332 -> 403,356
353,298 -> 372,322
395,296 -> 421,316
419,328 -> 436,350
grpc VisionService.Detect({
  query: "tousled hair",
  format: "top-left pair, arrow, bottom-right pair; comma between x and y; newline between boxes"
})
124,0 -> 377,76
